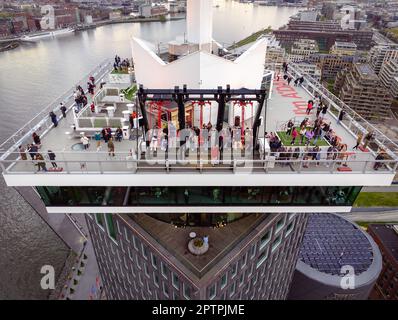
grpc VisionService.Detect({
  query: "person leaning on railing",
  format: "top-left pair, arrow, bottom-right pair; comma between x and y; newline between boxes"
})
363,131 -> 375,150
35,154 -> 47,172
373,150 -> 386,171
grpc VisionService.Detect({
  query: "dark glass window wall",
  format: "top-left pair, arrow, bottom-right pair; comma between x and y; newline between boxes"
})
36,186 -> 362,207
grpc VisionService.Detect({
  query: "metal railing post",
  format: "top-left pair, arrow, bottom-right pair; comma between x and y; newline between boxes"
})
98,161 -> 103,174
362,161 -> 368,174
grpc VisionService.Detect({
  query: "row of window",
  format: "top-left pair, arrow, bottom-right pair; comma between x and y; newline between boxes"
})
207,213 -> 297,299
90,212 -> 303,300
90,214 -> 194,300
37,186 -> 362,207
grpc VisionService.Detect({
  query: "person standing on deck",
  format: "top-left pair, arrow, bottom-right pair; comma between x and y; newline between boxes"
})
337,109 -> 345,125
95,132 -> 102,151
286,120 -> 294,135
81,134 -> 90,150
299,127 -> 307,145
60,103 -> 67,118
19,145 -> 27,160
28,144 -> 38,161
353,132 -> 363,150
320,104 -> 328,119
316,103 -> 322,118
290,127 -> 298,145
108,138 -> 115,157
35,154 -> 47,172
306,100 -> 314,115
47,150 -> 57,168
49,111 -> 58,127
32,132 -> 41,146
363,131 -> 375,150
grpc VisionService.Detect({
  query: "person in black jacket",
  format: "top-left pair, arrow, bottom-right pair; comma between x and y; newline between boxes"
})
48,150 -> 57,168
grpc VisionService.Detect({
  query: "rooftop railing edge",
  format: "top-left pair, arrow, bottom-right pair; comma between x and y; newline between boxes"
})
288,62 -> 398,159
0,59 -> 112,159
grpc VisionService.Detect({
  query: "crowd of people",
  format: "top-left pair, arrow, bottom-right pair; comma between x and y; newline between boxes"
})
79,127 -> 124,157
114,55 -> 131,73
18,132 -> 58,172
280,62 -> 304,87
276,97 -> 386,170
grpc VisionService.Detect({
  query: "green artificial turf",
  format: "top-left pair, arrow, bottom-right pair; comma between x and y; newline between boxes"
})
277,131 -> 330,147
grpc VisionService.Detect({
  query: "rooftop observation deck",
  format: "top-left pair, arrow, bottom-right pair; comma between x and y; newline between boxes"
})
0,60 -> 397,187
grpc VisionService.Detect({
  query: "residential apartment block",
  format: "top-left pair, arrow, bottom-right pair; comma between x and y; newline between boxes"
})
369,45 -> 398,74
334,64 -> 392,120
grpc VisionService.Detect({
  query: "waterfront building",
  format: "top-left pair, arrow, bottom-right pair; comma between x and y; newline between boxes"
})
298,10 -> 318,22
368,45 -> 398,75
288,214 -> 382,300
139,3 -> 168,18
334,63 -> 393,120
0,0 -> 397,301
368,224 -> 398,300
273,20 -> 373,51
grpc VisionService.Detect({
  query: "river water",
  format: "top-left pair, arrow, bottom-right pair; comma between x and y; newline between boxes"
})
0,1 -> 298,299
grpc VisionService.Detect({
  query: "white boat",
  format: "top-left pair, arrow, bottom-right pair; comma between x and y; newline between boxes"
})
20,28 -> 74,42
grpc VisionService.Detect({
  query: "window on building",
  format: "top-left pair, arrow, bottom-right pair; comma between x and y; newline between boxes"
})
248,264 -> 254,277
260,230 -> 271,250
172,272 -> 180,290
151,254 -> 158,269
271,235 -> 282,252
141,244 -> 148,259
163,282 -> 169,298
144,262 -> 150,277
250,243 -> 257,259
154,272 -> 160,287
221,273 -> 228,289
229,281 -> 236,297
128,247 -> 134,262
239,271 -> 245,287
183,283 -> 192,300
240,253 -> 248,269
209,283 -> 217,300
105,214 -> 117,241
147,281 -> 152,295
95,213 -> 104,229
230,262 -> 238,278
132,235 -> 139,251
275,217 -> 285,234
286,221 -> 294,237
257,249 -> 268,269
161,262 -> 169,279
